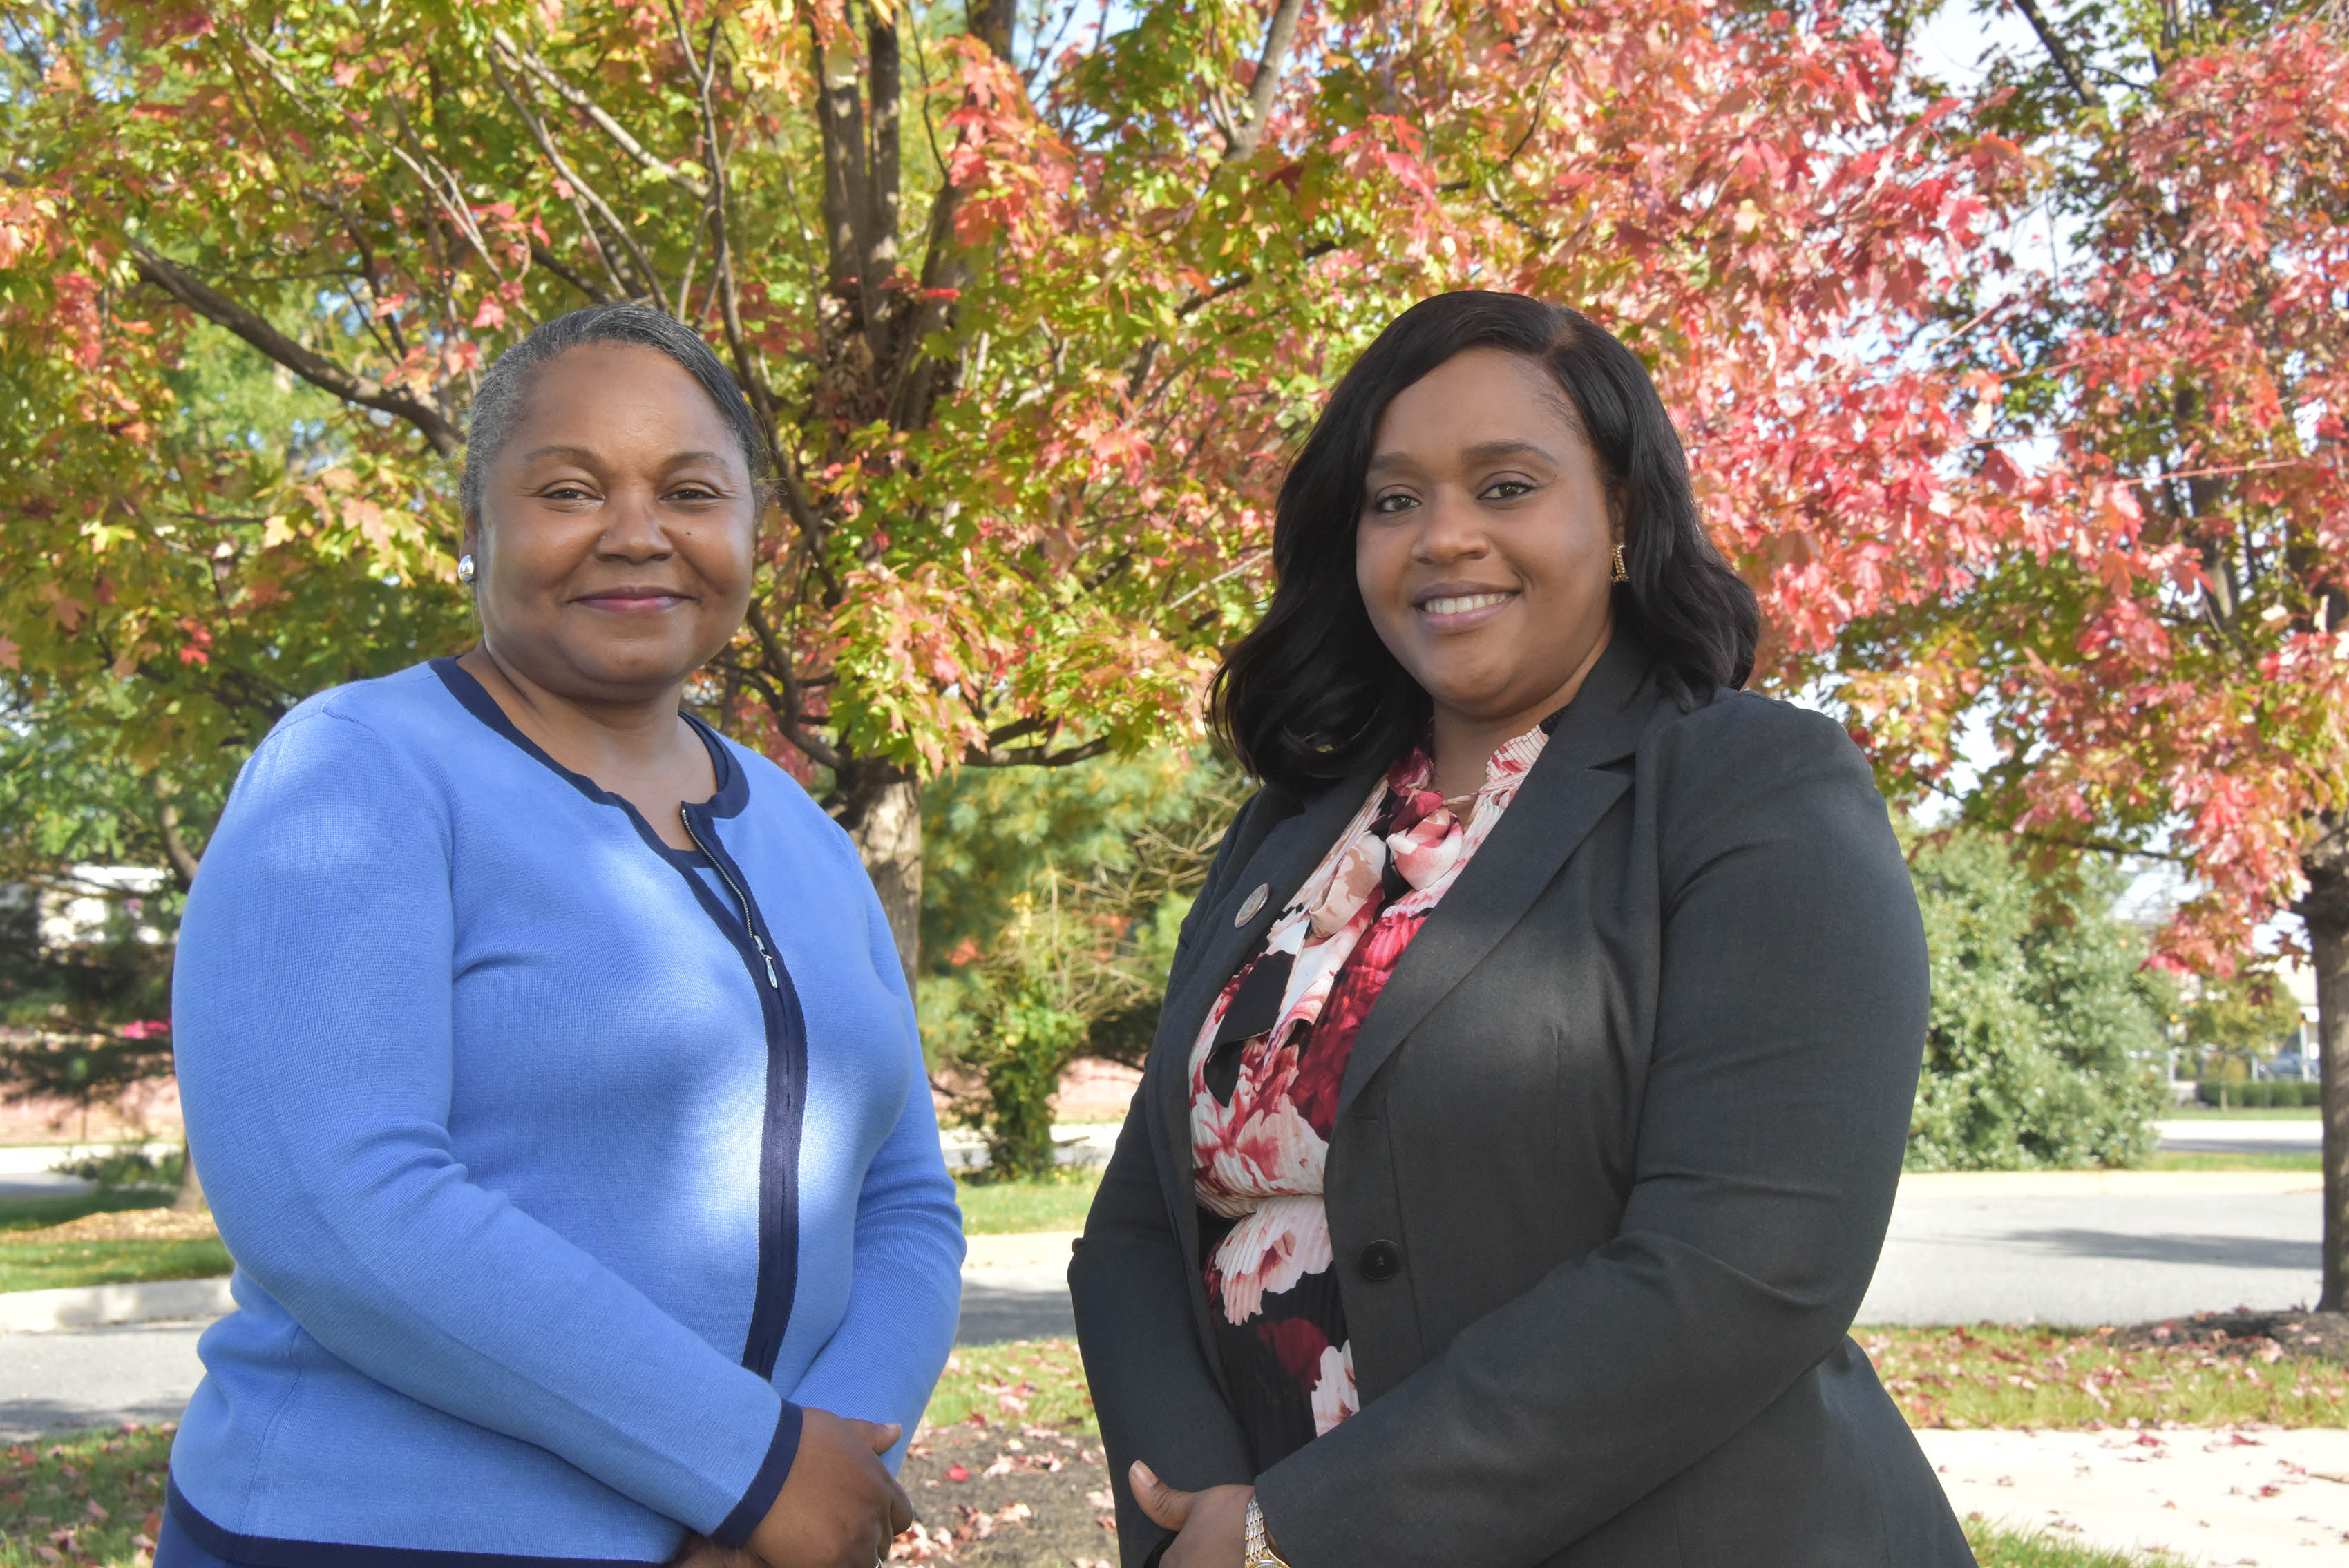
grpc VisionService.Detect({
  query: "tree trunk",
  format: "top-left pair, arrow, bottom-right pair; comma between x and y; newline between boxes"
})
2299,822 -> 2349,1310
173,1140 -> 207,1214
839,764 -> 922,985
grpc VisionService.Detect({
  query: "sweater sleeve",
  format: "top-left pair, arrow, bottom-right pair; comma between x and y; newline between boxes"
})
173,709 -> 799,1537
783,880 -> 966,1466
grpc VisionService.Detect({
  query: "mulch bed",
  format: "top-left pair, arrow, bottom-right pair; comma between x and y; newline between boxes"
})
2114,1308 -> 2349,1363
893,1413 -> 1119,1566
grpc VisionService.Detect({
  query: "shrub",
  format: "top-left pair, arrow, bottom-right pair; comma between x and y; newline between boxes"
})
1905,828 -> 2173,1170
918,749 -> 1248,1177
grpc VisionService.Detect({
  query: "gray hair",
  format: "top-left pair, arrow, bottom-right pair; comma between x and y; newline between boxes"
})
460,304 -> 772,526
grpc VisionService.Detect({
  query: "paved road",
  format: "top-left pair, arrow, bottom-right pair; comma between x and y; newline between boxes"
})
2153,1117 -> 2322,1157
0,1158 -> 2328,1440
0,1319 -> 210,1440
1856,1189 -> 2321,1326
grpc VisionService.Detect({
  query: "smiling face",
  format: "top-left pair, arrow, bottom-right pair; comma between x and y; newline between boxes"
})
463,341 -> 757,707
1355,347 -> 1620,765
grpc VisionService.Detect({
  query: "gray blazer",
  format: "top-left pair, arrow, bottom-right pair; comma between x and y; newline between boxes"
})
1068,638 -> 1971,1567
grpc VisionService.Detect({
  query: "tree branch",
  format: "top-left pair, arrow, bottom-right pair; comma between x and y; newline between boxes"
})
151,778 -> 202,892
529,240 -> 612,303
492,29 -> 710,200
129,243 -> 463,455
2006,0 -> 2094,106
966,735 -> 1114,768
810,9 -> 877,323
867,9 -> 904,370
488,48 -> 664,300
888,1 -> 1020,430
743,602 -> 843,770
1221,0 -> 1306,163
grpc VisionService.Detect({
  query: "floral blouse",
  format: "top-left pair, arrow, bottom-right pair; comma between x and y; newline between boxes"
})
1188,720 -> 1551,1466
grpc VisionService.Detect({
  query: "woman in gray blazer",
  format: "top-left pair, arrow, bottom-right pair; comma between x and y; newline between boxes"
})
1068,291 -> 1970,1567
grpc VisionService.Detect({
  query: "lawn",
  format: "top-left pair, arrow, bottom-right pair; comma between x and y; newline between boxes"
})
2159,1105 -> 2321,1120
1861,1322 -> 2349,1429
0,1195 -> 229,1295
1964,1518 -> 2185,1566
955,1167 -> 1103,1236
2144,1149 -> 2320,1171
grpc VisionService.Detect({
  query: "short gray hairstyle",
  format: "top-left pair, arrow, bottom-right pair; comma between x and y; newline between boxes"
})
459,304 -> 772,527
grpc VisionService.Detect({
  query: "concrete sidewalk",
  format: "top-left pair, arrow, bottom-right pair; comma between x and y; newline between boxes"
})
1919,1426 -> 2349,1567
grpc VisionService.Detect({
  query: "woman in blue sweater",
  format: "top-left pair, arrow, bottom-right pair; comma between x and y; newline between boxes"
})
163,305 -> 964,1568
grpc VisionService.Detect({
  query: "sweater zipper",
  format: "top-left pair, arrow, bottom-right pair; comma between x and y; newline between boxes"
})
683,815 -> 779,990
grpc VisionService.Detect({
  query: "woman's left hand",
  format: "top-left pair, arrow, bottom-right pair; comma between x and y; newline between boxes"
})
667,1536 -> 765,1568
1130,1461 -> 1254,1568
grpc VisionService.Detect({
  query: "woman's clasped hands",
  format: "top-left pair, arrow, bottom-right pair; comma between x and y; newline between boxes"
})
1130,1461 -> 1257,1568
672,1409 -> 913,1568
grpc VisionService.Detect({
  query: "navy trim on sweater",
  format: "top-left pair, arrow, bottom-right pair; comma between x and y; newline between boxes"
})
426,660 -> 748,866
709,1401 -> 806,1547
164,1480 -> 661,1568
685,799 -> 810,1380
429,656 -> 807,1378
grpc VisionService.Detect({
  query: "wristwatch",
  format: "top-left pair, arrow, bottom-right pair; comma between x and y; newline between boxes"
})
1243,1498 -> 1291,1568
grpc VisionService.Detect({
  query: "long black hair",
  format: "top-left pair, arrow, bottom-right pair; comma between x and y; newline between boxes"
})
1209,291 -> 1758,795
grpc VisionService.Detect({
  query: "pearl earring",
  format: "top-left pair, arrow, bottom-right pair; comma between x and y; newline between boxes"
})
457,553 -> 476,584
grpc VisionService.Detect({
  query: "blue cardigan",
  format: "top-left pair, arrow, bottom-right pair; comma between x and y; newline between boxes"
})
167,659 -> 964,1567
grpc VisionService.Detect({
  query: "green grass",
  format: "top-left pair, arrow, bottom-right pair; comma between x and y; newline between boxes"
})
0,1194 -> 229,1294
1860,1323 -> 2349,1429
0,1236 -> 232,1294
1964,1516 -> 2187,1566
924,1337 -> 1099,1433
1,1425 -> 173,1568
2161,1104 -> 2321,1119
954,1165 -> 1103,1235
2145,1149 -> 2321,1171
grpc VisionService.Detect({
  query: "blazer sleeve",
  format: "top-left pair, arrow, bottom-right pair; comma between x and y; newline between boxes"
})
1252,699 -> 1930,1565
1069,790 -> 1266,1567
174,709 -> 800,1543
784,877 -> 966,1469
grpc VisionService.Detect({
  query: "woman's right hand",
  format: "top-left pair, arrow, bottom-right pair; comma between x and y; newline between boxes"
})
746,1409 -> 913,1568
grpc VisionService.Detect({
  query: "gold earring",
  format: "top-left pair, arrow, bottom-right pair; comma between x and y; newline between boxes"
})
1610,544 -> 1628,584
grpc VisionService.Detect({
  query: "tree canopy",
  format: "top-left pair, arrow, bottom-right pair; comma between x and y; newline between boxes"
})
1816,0 -> 2349,1303
1,0 -> 2024,975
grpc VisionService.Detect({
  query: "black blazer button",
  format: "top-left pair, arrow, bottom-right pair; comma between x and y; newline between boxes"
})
1358,1239 -> 1402,1281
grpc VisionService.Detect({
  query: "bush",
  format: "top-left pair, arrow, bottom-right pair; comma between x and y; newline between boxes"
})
53,1142 -> 184,1190
918,749 -> 1247,1178
2199,1079 -> 2323,1108
1905,829 -> 2173,1170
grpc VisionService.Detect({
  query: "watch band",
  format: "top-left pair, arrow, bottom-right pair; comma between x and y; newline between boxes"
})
1243,1498 -> 1291,1568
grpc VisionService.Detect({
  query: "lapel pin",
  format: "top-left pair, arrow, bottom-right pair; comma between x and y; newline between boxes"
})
1235,883 -> 1270,926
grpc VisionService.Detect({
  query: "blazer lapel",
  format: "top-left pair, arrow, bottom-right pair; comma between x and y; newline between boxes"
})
1153,763 -> 1385,1190
1148,758 -> 1385,1380
1335,639 -> 1661,1116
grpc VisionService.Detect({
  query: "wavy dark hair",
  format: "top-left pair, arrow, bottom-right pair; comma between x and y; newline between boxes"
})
1209,291 -> 1758,794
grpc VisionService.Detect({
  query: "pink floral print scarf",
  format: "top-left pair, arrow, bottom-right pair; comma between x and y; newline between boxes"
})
1186,719 -> 1550,1464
